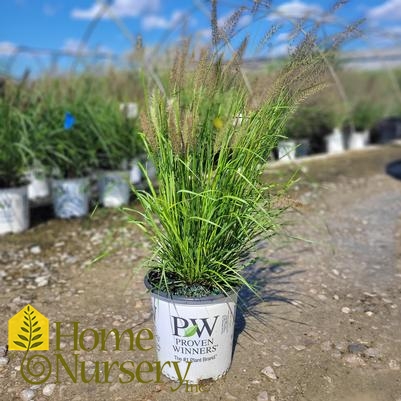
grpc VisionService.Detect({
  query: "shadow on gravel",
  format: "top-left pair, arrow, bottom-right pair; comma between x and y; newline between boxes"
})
386,159 -> 401,180
232,259 -> 306,354
30,205 -> 54,228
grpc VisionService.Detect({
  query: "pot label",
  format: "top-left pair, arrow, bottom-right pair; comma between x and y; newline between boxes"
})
151,296 -> 236,383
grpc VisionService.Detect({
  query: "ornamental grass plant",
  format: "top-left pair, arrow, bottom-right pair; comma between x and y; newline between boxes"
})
127,1 -> 362,298
129,59 -> 316,295
0,79 -> 31,188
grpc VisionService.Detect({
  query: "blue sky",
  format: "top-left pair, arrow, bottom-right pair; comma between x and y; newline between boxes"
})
1,0 -> 400,76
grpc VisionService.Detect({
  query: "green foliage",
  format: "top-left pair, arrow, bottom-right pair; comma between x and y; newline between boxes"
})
283,106 -> 335,140
0,81 -> 30,188
351,100 -> 383,131
89,100 -> 142,171
128,39 -> 328,297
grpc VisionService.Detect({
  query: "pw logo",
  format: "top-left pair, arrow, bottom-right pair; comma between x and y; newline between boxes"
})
8,304 -> 49,351
172,316 -> 218,337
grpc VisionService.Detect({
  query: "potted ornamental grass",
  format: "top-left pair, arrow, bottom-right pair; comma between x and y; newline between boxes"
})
92,99 -> 142,207
283,105 -> 334,158
37,91 -> 98,219
348,100 -> 382,149
0,84 -> 30,234
324,106 -> 346,154
124,27 -> 332,382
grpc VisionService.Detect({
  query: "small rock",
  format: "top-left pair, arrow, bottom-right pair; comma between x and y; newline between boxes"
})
0,356 -> 9,365
272,361 -> 281,367
320,341 -> 332,351
257,391 -> 269,401
335,342 -> 347,351
261,366 -> 277,380
35,276 -> 49,287
109,382 -> 120,392
389,360 -> 400,370
30,246 -> 41,254
364,348 -> 381,359
30,385 -> 41,390
0,346 -> 7,357
293,345 -> 306,351
348,343 -> 367,354
20,389 -> 35,401
365,311 -> 374,317
341,307 -> 351,314
343,354 -> 365,366
43,384 -> 56,396
333,294 -> 339,301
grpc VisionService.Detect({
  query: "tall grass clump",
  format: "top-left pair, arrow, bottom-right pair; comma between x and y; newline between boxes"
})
128,49 -> 324,297
0,79 -> 31,188
126,0 -> 362,297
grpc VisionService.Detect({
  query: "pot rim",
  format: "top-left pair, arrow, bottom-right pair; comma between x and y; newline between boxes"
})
0,185 -> 28,193
144,273 -> 238,304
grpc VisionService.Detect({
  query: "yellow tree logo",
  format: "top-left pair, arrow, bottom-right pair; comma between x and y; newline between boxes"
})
8,305 -> 49,351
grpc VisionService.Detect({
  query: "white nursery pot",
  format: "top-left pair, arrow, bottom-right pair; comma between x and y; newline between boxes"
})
295,139 -> 310,158
348,130 -> 368,150
51,177 -> 90,219
26,169 -> 50,200
130,159 -> 142,185
147,280 -> 237,384
119,102 -> 138,119
0,186 -> 29,235
98,170 -> 130,208
326,128 -> 345,153
278,140 -> 296,161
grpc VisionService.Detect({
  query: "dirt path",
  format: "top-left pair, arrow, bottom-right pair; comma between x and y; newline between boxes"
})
1,144 -> 401,401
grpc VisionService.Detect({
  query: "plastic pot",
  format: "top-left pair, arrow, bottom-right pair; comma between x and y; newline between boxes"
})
278,140 -> 296,161
145,277 -> 237,384
98,170 -> 130,208
295,139 -> 310,158
130,158 -> 142,185
0,186 -> 29,235
348,131 -> 368,150
26,169 -> 51,200
119,102 -> 138,119
325,128 -> 345,154
51,177 -> 90,219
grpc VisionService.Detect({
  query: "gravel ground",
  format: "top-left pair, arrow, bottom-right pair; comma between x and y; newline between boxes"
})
1,144 -> 401,401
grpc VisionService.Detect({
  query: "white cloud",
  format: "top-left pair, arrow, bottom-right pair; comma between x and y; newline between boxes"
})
71,0 -> 160,20
269,0 -> 323,21
62,39 -> 112,55
62,39 -> 88,54
367,0 -> 401,21
142,10 -> 185,30
0,41 -> 17,55
197,28 -> 212,40
269,43 -> 290,57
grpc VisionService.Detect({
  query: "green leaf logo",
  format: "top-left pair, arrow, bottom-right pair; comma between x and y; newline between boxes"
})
13,305 -> 43,351
183,324 -> 198,337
